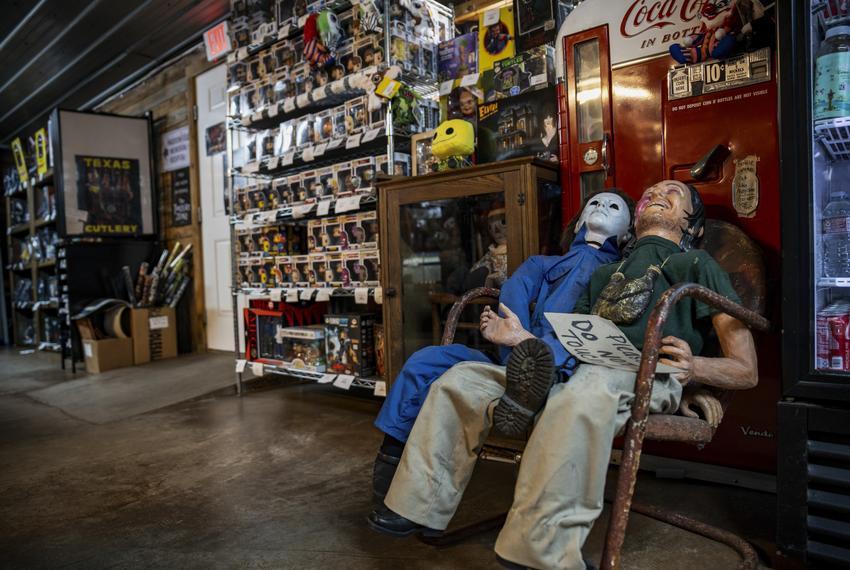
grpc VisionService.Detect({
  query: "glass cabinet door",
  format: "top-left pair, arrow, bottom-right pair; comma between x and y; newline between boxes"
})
398,192 -> 507,362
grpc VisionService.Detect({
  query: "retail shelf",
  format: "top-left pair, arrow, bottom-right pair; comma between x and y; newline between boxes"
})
238,285 -> 381,300
38,342 -> 62,353
7,261 -> 31,272
34,216 -> 57,228
7,222 -> 29,235
4,185 -> 26,197
815,116 -> 850,162
818,277 -> 850,288
31,169 -> 53,188
254,361 -> 384,395
37,259 -> 56,269
233,132 -> 408,178
33,299 -> 59,310
232,192 -> 377,227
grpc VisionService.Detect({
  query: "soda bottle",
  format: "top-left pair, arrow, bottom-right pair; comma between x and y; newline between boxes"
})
823,189 -> 850,277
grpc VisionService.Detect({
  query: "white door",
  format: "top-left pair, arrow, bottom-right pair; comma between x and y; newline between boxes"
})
196,65 -> 234,351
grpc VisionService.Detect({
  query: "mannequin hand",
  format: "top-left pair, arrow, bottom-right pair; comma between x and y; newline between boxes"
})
480,303 -> 534,347
659,336 -> 694,385
678,386 -> 723,428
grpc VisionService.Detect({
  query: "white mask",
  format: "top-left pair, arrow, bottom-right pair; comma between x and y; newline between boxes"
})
574,192 -> 632,248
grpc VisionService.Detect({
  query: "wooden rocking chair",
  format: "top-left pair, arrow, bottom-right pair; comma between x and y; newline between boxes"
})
426,220 -> 772,570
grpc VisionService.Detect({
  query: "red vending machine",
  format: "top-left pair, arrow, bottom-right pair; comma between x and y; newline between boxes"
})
556,0 -> 780,477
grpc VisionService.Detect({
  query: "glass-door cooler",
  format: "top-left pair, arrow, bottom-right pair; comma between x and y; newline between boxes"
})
777,2 -> 850,566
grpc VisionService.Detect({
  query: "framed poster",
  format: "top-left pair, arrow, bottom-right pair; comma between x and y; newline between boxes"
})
50,109 -> 156,237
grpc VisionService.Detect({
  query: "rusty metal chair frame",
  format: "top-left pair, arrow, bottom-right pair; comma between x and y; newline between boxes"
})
425,221 -> 771,570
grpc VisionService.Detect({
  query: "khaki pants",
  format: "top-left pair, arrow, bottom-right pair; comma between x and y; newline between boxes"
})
384,361 -> 682,570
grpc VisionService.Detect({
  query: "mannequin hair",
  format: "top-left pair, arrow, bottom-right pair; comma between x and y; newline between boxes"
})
680,183 -> 705,251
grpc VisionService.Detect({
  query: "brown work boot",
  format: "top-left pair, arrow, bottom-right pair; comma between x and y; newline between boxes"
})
493,338 -> 556,438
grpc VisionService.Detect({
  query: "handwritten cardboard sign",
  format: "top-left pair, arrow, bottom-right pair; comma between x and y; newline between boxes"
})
545,313 -> 679,374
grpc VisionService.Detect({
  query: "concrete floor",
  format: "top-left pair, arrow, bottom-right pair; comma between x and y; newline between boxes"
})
0,348 -> 779,569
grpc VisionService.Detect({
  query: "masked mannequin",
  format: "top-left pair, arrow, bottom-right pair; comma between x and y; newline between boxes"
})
468,208 -> 509,289
370,191 -> 634,508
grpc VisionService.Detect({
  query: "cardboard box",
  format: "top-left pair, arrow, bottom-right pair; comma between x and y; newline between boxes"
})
131,307 -> 178,365
324,313 -> 376,377
83,337 -> 133,374
477,87 -> 560,165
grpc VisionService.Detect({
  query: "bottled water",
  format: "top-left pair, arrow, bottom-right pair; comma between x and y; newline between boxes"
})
823,190 -> 850,277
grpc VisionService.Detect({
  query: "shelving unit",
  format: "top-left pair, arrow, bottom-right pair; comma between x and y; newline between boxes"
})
4,167 -> 62,353
226,0 -> 452,395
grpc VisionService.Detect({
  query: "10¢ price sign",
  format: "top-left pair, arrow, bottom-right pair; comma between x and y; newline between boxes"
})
545,313 -> 679,374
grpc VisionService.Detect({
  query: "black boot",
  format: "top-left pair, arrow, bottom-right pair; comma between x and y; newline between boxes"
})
372,451 -> 400,506
493,338 -> 557,438
367,506 -> 442,538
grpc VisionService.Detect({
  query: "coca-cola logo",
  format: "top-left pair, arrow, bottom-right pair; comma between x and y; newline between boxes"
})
620,0 -> 703,38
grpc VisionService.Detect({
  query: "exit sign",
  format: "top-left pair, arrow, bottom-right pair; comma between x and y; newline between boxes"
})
203,21 -> 231,61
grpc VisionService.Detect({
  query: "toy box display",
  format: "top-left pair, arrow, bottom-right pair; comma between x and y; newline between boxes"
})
486,45 -> 554,101
360,249 -> 381,286
324,313 -> 376,377
244,308 -> 285,362
478,6 -> 516,72
477,86 -> 560,165
278,325 -> 326,372
438,32 -> 478,81
439,80 -> 484,125
376,153 -> 411,177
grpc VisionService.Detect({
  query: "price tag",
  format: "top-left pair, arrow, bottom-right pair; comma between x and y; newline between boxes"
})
300,287 -> 316,300
244,161 -> 260,173
227,52 -> 237,63
318,373 -> 337,384
439,80 -> 454,96
283,97 -> 296,113
374,287 -> 383,305
235,359 -> 247,373
362,127 -> 382,142
298,14 -> 309,27
281,151 -> 295,166
296,93 -> 310,108
346,133 -> 362,149
333,374 -> 355,390
314,85 -> 328,100
267,102 -> 279,118
242,114 -> 253,127
251,362 -> 264,377
278,24 -> 291,38
270,288 -> 283,302
285,289 -> 299,302
373,380 -> 387,397
483,8 -> 500,26
313,142 -> 328,156
354,287 -> 369,305
302,146 -> 315,162
251,111 -> 264,122
335,195 -> 362,213
316,288 -> 332,302
460,73 -> 480,87
317,199 -> 332,216
291,203 -> 314,218
237,46 -> 249,60
266,157 -> 280,170
327,138 -> 344,150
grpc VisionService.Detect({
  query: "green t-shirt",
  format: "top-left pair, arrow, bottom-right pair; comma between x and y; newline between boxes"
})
573,236 -> 740,355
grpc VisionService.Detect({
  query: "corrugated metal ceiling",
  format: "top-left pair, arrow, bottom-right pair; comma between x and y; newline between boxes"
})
0,0 -> 230,146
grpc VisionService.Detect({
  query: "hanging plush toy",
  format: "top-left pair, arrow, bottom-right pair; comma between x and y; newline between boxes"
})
669,0 -> 764,64
432,119 -> 475,171
304,10 -> 341,67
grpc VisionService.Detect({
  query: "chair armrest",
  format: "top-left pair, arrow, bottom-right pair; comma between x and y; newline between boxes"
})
630,282 -> 770,424
441,287 -> 501,346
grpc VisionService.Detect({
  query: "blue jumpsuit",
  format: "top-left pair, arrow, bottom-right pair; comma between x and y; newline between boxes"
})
374,228 -> 622,442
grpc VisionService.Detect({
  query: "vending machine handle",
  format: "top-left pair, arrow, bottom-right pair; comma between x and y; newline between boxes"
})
601,132 -> 610,176
690,144 -> 731,181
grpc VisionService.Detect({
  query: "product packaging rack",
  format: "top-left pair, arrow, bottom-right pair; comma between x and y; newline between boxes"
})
226,0 -> 452,395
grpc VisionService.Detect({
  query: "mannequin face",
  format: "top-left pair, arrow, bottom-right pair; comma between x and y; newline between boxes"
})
487,209 -> 507,245
634,180 -> 693,240
575,192 -> 631,247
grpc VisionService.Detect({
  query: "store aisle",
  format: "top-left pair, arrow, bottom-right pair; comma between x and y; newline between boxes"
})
0,349 -> 774,568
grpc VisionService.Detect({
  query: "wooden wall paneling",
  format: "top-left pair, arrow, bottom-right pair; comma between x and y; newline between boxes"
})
94,46 -> 215,353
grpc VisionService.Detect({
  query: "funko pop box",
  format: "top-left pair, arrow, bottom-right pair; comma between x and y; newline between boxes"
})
324,313 -> 376,377
476,86 -> 560,164
484,45 -> 555,102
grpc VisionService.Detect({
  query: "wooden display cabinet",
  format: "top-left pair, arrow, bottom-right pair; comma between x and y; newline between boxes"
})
378,157 -> 561,386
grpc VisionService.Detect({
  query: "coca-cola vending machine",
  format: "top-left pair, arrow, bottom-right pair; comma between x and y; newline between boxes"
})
556,0 -> 780,479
